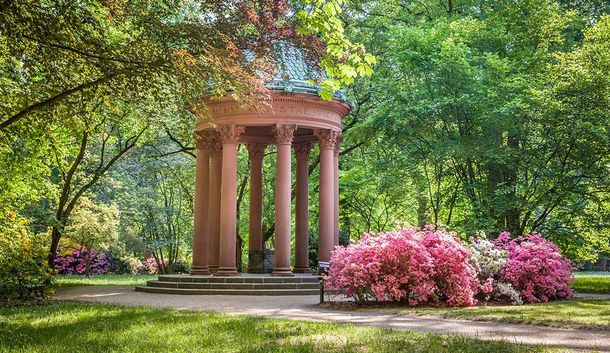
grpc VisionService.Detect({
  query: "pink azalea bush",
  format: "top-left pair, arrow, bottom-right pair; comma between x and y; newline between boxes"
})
53,248 -> 110,275
326,226 -> 575,307
139,257 -> 159,275
494,232 -> 575,303
420,229 -> 479,306
325,227 -> 478,306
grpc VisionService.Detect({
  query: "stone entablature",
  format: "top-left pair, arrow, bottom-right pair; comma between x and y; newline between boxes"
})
193,92 -> 350,134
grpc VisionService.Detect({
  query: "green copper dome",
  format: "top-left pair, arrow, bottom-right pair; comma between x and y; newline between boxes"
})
266,43 -> 347,101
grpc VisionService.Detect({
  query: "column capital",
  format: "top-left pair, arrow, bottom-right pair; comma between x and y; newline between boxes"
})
218,124 -> 245,145
293,142 -> 313,161
273,124 -> 297,145
202,131 -> 222,156
246,143 -> 267,161
334,135 -> 343,157
194,130 -> 217,151
314,129 -> 341,150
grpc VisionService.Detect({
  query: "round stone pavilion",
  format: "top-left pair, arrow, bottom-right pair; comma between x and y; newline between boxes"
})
190,48 -> 350,278
137,47 -> 351,295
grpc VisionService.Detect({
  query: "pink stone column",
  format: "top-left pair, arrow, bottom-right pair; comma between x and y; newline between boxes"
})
314,129 -> 340,263
246,143 -> 266,272
215,124 -> 244,276
207,133 -> 222,273
191,133 -> 211,275
333,136 -> 342,246
272,124 -> 296,276
293,142 -> 312,273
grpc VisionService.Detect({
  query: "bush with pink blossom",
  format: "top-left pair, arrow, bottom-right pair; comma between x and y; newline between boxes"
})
53,248 -> 111,275
139,257 -> 159,274
326,226 -> 575,307
325,227 -> 478,306
420,228 -> 479,306
494,232 -> 575,303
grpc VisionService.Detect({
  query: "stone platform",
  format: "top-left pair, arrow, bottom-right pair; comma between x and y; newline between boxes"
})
135,273 -> 321,295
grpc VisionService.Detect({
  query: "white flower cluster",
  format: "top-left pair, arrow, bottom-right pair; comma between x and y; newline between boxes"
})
470,238 -> 523,305
470,239 -> 508,278
495,282 -> 523,305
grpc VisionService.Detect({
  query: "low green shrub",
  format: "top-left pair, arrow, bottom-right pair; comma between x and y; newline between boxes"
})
0,210 -> 55,304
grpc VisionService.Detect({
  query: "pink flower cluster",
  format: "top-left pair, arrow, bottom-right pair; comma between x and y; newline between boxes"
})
494,232 -> 575,303
325,227 -> 478,306
53,248 -> 110,275
325,227 -> 575,306
140,257 -> 159,275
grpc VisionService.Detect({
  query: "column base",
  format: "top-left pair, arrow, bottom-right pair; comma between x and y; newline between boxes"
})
208,265 -> 219,274
214,267 -> 239,276
190,266 -> 210,275
271,268 -> 295,277
292,267 -> 311,274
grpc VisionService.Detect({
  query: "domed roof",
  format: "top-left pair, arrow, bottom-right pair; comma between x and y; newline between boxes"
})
266,43 -> 347,101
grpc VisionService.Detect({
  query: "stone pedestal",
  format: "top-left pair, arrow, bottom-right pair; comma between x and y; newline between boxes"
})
248,250 -> 275,274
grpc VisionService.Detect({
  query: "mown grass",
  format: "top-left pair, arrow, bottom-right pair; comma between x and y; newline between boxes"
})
571,274 -> 610,294
55,274 -> 156,287
400,299 -> 610,330
0,302 -> 565,353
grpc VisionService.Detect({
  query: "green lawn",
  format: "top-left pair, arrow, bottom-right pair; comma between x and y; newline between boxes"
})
55,274 -> 157,287
0,302 -> 564,353
401,299 -> 610,330
571,274 -> 610,294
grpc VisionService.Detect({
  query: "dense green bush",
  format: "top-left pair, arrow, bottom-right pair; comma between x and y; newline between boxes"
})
172,261 -> 191,274
0,211 -> 55,303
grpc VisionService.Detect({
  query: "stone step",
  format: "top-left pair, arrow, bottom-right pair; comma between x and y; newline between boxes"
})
146,280 -> 320,290
157,275 -> 320,284
135,286 -> 320,296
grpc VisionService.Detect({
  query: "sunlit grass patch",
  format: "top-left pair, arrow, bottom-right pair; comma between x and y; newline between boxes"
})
0,302 -> 562,353
55,274 -> 156,287
401,299 -> 610,329
572,275 -> 610,294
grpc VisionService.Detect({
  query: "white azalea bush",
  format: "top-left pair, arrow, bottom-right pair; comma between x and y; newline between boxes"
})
469,238 -> 522,305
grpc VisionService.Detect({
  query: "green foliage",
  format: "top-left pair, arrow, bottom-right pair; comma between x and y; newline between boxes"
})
0,0 -> 372,271
298,0 -> 376,99
339,0 -> 610,263
0,210 -> 54,303
66,197 -> 120,253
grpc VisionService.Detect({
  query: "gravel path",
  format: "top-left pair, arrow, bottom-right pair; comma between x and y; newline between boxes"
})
55,286 -> 610,352
576,292 -> 610,299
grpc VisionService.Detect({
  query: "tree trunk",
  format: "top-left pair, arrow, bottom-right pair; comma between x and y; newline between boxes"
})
85,249 -> 91,277
505,133 -> 521,234
48,225 -> 63,267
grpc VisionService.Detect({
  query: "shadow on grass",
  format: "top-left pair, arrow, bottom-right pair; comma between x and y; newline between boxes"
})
0,302 -> 547,353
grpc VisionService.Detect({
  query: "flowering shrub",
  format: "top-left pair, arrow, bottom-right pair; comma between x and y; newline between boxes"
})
326,226 -> 575,307
139,257 -> 159,275
0,210 -> 55,303
325,227 -> 478,306
470,239 -> 508,278
495,232 -> 575,303
421,229 -> 479,306
469,239 -> 522,304
53,248 -> 111,275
